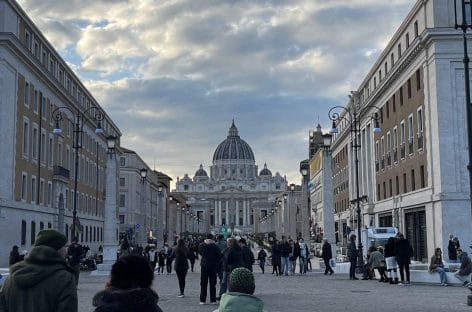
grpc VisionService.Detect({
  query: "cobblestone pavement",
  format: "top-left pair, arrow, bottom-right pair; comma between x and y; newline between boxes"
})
78,260 -> 472,312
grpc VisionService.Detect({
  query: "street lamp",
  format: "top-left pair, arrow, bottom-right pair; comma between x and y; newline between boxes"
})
52,105 -> 104,240
328,98 -> 381,273
140,168 -> 148,245
454,0 -> 472,219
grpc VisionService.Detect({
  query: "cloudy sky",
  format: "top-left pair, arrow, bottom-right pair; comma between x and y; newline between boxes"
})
18,0 -> 414,187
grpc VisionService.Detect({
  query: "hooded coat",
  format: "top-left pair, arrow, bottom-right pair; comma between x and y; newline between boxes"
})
458,252 -> 472,276
198,239 -> 221,269
212,292 -> 264,312
92,287 -> 163,312
0,245 -> 77,312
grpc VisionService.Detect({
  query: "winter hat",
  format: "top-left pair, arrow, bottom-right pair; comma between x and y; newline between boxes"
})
34,229 -> 67,250
229,267 -> 255,294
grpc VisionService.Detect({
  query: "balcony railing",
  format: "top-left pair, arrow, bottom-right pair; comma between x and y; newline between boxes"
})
53,165 -> 70,179
400,144 -> 406,159
417,134 -> 424,150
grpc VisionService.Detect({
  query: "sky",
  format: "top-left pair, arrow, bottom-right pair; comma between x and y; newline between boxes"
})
17,0 -> 414,188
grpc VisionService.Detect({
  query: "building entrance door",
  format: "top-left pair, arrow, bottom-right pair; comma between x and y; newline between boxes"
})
405,208 -> 427,262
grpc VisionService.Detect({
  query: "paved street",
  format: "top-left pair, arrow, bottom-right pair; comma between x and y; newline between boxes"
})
77,260 -> 472,312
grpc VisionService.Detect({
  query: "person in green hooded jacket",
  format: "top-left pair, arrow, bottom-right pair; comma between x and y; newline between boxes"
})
0,229 -> 77,312
213,267 -> 264,312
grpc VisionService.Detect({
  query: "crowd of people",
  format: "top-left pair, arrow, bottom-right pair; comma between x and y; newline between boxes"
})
268,236 -> 312,276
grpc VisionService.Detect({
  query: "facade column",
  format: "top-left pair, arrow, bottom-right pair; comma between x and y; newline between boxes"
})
225,200 -> 229,226
236,200 -> 240,226
94,148 -> 117,274
218,200 -> 222,225
243,200 -> 247,226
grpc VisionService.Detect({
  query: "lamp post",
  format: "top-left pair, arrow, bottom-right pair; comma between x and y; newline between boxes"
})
289,183 -> 295,239
300,163 -> 310,240
328,99 -> 381,273
157,185 -> 163,246
454,0 -> 472,218
140,168 -> 147,246
52,105 -> 104,239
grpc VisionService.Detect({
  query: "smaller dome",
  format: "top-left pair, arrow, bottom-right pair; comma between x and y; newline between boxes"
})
259,163 -> 272,176
195,164 -> 208,177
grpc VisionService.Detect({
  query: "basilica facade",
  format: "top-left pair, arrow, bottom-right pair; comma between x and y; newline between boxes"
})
175,121 -> 287,235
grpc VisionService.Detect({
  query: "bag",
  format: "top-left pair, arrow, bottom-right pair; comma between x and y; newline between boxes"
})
329,258 -> 336,268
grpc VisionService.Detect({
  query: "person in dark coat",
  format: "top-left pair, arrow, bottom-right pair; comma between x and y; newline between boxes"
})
448,234 -> 458,262
347,234 -> 359,280
257,248 -> 267,274
219,237 -> 244,298
92,254 -> 163,312
67,239 -> 83,286
0,229 -> 77,312
240,238 -> 255,272
8,245 -> 21,266
198,234 -> 221,304
454,249 -> 472,286
395,233 -> 413,285
278,236 -> 291,276
166,243 -> 175,274
271,241 -> 281,276
173,239 -> 191,297
384,236 -> 399,284
157,248 -> 166,274
321,239 -> 334,275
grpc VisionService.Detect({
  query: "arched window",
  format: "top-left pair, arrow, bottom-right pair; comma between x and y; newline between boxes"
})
31,221 -> 36,245
21,220 -> 27,245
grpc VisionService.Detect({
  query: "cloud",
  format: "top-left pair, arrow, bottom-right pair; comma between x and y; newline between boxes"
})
17,0 -> 414,187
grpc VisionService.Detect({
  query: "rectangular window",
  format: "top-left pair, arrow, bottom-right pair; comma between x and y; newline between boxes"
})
21,173 -> 27,201
383,181 -> 386,199
400,87 -> 404,105
416,70 -> 421,90
408,115 -> 414,154
389,179 -> 393,197
31,176 -> 37,204
406,33 -> 410,48
420,165 -> 426,188
403,173 -> 407,193
379,69 -> 382,81
396,176 -> 400,195
21,220 -> 27,245
24,30 -> 30,49
119,194 -> 125,207
377,184 -> 381,200
385,62 -> 388,74
407,79 -> 412,98
23,119 -> 29,157
24,82 -> 30,106
398,43 -> 402,58
32,126 -> 38,161
374,77 -> 377,88
34,90 -> 39,113
48,136 -> 54,166
39,179 -> 44,205
31,221 -> 36,245
48,182 -> 52,207
40,130 -> 46,164
119,215 -> 125,224
392,94 -> 396,112
400,121 -> 406,145
41,96 -> 47,119
391,53 -> 394,67
411,169 -> 416,191
120,178 -> 125,187
120,157 -> 126,167
414,21 -> 419,37
386,102 -> 389,119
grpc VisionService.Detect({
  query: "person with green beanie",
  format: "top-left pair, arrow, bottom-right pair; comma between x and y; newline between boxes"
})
212,267 -> 264,312
0,229 -> 78,312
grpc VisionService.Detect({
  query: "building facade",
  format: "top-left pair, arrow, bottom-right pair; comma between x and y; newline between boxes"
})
0,0 -> 121,266
175,121 -> 288,236
327,0 -> 472,261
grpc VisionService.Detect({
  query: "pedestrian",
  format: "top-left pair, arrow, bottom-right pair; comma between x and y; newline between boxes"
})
371,246 -> 388,282
212,267 -> 264,312
257,247 -> 267,274
174,239 -> 191,298
119,238 -> 131,258
92,254 -> 163,312
384,236 -> 399,284
240,238 -> 255,272
361,247 -> 376,280
8,245 -> 21,266
198,233 -> 221,305
429,247 -> 448,286
216,234 -> 227,284
448,234 -> 458,263
454,248 -> 472,286
157,247 -> 166,274
288,239 -> 300,275
271,241 -> 281,276
279,236 -> 291,276
0,229 -> 77,312
166,243 -> 175,274
347,234 -> 359,280
188,245 -> 196,272
67,238 -> 83,286
321,239 -> 334,275
219,237 -> 244,299
396,233 -> 413,285
298,238 -> 308,274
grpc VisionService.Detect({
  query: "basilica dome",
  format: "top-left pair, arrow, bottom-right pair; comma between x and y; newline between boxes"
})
195,164 -> 208,177
212,121 -> 255,162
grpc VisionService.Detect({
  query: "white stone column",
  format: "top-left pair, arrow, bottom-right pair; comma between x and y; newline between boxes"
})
322,150 -> 336,261
236,200 -> 240,226
225,200 -> 229,226
243,200 -> 247,226
218,200 -> 222,225
93,150 -> 118,275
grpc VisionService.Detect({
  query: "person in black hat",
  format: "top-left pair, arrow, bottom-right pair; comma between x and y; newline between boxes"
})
198,233 -> 221,305
0,229 -> 77,312
8,245 -> 21,266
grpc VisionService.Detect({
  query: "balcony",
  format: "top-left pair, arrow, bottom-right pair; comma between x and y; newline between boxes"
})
53,165 -> 70,183
417,134 -> 424,150
408,140 -> 414,155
